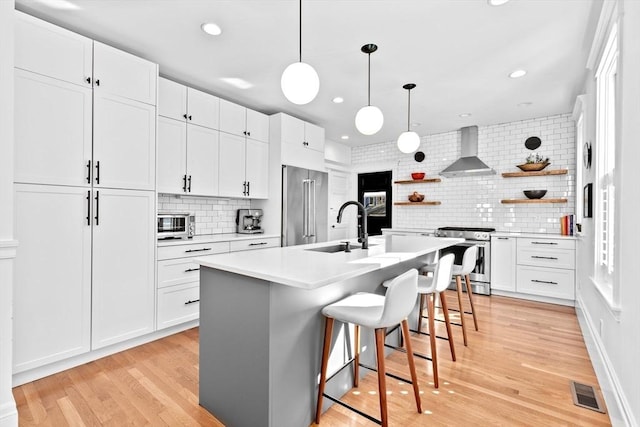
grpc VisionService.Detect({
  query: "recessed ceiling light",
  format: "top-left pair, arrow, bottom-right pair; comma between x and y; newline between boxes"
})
340,135 -> 349,140
220,77 -> 253,89
488,0 -> 510,5
518,102 -> 533,107
201,23 -> 222,36
332,97 -> 344,104
509,69 -> 527,78
459,113 -> 472,118
411,122 -> 421,127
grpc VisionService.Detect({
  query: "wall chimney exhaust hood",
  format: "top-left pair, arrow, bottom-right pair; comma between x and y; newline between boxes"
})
440,126 -> 495,177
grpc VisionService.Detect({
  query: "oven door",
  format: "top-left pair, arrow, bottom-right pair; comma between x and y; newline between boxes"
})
439,240 -> 490,283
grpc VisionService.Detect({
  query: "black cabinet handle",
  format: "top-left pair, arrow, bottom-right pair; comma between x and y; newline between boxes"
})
243,131 -> 247,136
182,174 -> 187,192
187,175 -> 192,192
95,79 -> 100,86
242,181 -> 247,196
86,160 -> 91,184
188,115 -> 192,121
246,181 -> 250,196
86,190 -> 91,226
185,267 -> 200,272
247,131 -> 251,136
531,255 -> 559,260
94,191 -> 99,226
249,242 -> 267,246
185,247 -> 212,253
95,160 -> 100,184
183,114 -> 188,119
85,77 -> 91,84
184,299 -> 200,305
531,241 -> 558,245
497,237 -> 509,240
531,279 -> 558,285
302,141 -> 309,146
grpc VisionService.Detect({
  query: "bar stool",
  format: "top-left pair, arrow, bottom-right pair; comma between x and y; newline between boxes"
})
315,269 -> 422,427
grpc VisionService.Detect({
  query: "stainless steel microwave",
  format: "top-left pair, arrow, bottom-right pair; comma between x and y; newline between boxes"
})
157,212 -> 195,240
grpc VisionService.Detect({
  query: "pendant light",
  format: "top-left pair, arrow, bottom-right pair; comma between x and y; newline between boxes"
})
281,0 -> 319,105
355,44 -> 384,135
397,83 -> 420,153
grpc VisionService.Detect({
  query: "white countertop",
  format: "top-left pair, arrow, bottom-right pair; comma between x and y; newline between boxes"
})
380,228 -> 435,234
195,235 -> 463,290
493,231 -> 578,240
157,233 -> 280,247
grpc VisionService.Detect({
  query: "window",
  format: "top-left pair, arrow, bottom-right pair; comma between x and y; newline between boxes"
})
594,22 -> 618,291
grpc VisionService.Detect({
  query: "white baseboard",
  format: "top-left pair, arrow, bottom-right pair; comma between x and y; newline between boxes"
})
575,294 -> 637,427
0,401 -> 17,427
12,320 -> 198,387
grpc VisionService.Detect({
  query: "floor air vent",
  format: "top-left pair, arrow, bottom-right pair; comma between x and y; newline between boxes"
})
570,380 -> 606,413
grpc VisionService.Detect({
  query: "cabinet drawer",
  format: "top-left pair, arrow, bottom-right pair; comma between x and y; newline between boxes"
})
516,266 -> 575,300
157,283 -> 200,330
517,238 -> 575,251
157,258 -> 200,288
158,241 -> 229,260
229,237 -> 280,252
517,248 -> 575,269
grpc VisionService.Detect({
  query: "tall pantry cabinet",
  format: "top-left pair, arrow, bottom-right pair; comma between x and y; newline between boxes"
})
13,12 -> 157,373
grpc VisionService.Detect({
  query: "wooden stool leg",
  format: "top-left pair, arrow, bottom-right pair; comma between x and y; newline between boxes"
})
374,328 -> 389,427
417,294 -> 425,333
465,274 -> 479,331
427,293 -> 439,388
354,324 -> 360,387
401,319 -> 422,413
439,291 -> 456,361
455,275 -> 468,346
315,317 -> 334,424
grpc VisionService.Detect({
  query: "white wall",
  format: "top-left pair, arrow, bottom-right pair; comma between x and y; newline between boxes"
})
352,114 -> 575,233
575,1 -> 640,425
0,2 -> 18,427
158,195 -> 250,235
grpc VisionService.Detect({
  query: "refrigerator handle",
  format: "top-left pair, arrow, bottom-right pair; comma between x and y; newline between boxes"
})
302,179 -> 309,238
309,180 -> 316,238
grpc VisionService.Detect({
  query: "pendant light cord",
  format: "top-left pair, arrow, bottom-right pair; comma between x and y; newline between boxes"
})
367,52 -> 371,106
299,0 -> 302,62
407,88 -> 411,131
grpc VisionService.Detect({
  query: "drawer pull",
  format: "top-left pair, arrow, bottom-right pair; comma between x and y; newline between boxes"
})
531,241 -> 558,245
531,255 -> 558,260
249,242 -> 268,246
497,237 -> 509,240
531,279 -> 558,285
185,268 -> 200,272
184,299 -> 200,305
185,248 -> 212,253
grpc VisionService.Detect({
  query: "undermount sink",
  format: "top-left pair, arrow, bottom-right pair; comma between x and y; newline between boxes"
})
305,243 -> 377,253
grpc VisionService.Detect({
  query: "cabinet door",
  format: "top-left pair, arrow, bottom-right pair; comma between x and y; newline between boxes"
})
93,93 -> 156,190
245,139 -> 269,199
490,236 -> 516,292
246,108 -> 269,143
93,41 -> 157,105
13,184 -> 92,373
14,70 -> 92,187
157,117 -> 187,194
157,283 -> 200,330
92,188 -> 155,350
280,113 -> 305,146
218,132 -> 247,197
158,77 -> 187,121
187,125 -> 220,196
187,87 -> 219,129
219,98 -> 246,137
304,122 -> 325,152
15,12 -> 93,87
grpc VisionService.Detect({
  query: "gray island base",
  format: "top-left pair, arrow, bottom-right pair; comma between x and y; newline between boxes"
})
197,235 -> 463,427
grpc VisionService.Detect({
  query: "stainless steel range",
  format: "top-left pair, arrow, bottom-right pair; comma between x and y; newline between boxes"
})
435,226 -> 495,295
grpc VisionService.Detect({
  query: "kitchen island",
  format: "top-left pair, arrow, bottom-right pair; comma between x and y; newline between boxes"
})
196,234 -> 463,427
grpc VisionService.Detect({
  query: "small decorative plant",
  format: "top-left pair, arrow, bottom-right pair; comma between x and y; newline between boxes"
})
526,153 -> 549,164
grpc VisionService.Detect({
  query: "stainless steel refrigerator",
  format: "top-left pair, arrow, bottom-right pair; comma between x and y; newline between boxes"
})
282,165 -> 328,246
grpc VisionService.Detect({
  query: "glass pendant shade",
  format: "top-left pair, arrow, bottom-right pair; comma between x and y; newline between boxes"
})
355,105 -> 384,135
397,131 -> 420,153
281,61 -> 319,105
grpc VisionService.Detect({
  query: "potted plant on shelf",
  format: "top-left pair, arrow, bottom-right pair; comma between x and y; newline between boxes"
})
517,153 -> 550,171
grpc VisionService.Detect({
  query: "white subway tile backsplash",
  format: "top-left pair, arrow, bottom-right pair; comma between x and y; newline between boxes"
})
158,194 -> 250,235
352,113 -> 576,234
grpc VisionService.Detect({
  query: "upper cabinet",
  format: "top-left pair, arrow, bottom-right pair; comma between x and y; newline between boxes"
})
271,113 -> 325,171
219,98 -> 269,143
158,77 -> 219,129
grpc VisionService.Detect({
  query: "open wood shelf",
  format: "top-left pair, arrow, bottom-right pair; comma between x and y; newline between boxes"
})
500,198 -> 567,204
501,169 -> 568,178
394,178 -> 441,184
394,201 -> 442,206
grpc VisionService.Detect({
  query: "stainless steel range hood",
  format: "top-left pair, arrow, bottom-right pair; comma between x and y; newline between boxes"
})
440,126 -> 495,177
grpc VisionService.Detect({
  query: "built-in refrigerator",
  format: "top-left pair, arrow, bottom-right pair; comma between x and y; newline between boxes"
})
282,165 -> 328,246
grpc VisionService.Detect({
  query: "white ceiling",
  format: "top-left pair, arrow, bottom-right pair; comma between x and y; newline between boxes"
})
16,0 -> 600,147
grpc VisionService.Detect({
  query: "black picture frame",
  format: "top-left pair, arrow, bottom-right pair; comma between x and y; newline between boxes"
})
584,183 -> 593,218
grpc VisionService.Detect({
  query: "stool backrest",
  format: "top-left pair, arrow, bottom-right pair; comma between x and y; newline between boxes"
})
379,269 -> 418,328
433,253 -> 455,293
460,245 -> 478,275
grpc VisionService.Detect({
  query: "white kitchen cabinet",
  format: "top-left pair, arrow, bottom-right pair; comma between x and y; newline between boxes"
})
14,69 -> 92,187
271,113 -> 325,171
490,236 -> 517,292
14,11 -> 93,87
157,117 -> 188,194
158,77 -> 220,129
218,133 -> 269,199
93,41 -> 157,105
157,283 -> 200,330
186,125 -> 220,196
245,139 -> 269,198
93,92 -> 156,191
516,265 -> 575,300
280,113 -> 324,152
92,188 -> 155,349
13,184 -> 92,373
219,98 -> 269,143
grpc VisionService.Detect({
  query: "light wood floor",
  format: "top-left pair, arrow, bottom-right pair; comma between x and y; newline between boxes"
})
13,293 -> 611,426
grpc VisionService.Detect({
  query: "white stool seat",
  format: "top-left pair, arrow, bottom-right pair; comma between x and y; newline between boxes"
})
321,293 -> 385,329
417,275 -> 436,293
